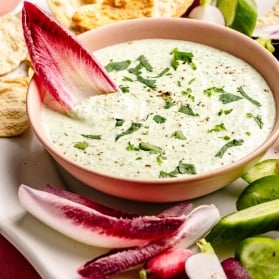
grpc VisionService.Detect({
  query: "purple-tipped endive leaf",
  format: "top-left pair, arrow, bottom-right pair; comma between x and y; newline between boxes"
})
22,2 -> 118,111
44,184 -> 193,219
78,204 -> 220,279
18,184 -> 186,248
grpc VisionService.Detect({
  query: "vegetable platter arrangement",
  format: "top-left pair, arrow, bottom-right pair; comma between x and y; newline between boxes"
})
2,1 -> 279,279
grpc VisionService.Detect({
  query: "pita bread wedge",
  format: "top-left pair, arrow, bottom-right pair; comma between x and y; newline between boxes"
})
0,13 -> 27,76
72,0 -> 194,31
47,0 -> 101,29
154,0 -> 194,17
0,76 -> 30,137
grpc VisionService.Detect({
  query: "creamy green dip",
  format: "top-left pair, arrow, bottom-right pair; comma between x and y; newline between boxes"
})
42,39 -> 276,179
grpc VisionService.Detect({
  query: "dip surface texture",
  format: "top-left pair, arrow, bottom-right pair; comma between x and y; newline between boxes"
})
42,39 -> 275,179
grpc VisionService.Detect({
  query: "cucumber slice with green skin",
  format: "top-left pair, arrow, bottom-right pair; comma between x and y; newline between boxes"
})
206,199 -> 279,247
241,159 -> 279,184
216,0 -> 258,36
236,175 -> 279,210
269,270 -> 279,279
235,237 -> 279,279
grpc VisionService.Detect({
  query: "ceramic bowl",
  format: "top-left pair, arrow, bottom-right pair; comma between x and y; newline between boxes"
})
27,18 -> 279,202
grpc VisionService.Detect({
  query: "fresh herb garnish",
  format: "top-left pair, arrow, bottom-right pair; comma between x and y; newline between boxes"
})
153,67 -> 170,78
218,109 -> 233,116
178,104 -> 198,116
208,123 -> 226,133
219,93 -> 243,104
136,75 -> 157,89
247,113 -> 264,129
119,85 -> 130,93
215,139 -> 244,158
139,142 -> 164,154
126,141 -> 140,151
81,134 -> 101,140
74,141 -> 88,150
105,60 -> 131,72
115,122 -> 142,141
163,97 -> 175,109
159,160 -> 197,178
238,86 -> 261,107
203,87 -> 225,97
170,48 -> 195,70
172,130 -> 187,140
137,55 -> 153,72
153,114 -> 167,124
115,118 -> 124,127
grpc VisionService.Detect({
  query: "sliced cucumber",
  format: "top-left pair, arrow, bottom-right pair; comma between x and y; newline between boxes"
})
269,270 -> 279,279
206,199 -> 279,247
235,237 -> 279,279
237,174 -> 279,210
216,0 -> 258,36
241,159 -> 279,183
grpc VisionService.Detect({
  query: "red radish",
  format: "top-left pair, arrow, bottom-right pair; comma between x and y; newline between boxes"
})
22,2 -> 118,111
221,258 -> 251,279
18,184 -> 186,248
139,248 -> 193,279
78,204 -> 220,278
185,239 -> 227,279
188,5 -> 225,25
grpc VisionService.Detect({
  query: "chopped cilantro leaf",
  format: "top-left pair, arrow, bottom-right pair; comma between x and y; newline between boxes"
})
137,75 -> 156,89
159,160 -> 196,178
178,104 -> 198,116
81,134 -> 101,140
115,122 -> 142,141
115,118 -> 124,127
105,60 -> 131,72
172,130 -> 186,140
170,48 -> 195,70
215,139 -> 244,158
219,93 -> 243,104
139,142 -> 164,154
208,123 -> 226,133
153,114 -> 167,124
119,85 -> 130,93
74,141 -> 88,150
237,86 -> 261,107
137,55 -> 153,72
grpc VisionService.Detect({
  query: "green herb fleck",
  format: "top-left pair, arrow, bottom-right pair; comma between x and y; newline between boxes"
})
154,67 -> 170,78
215,139 -> 244,158
105,60 -> 131,72
203,87 -> 225,97
208,123 -> 226,133
218,109 -> 233,116
139,142 -> 164,154
137,75 -> 157,89
172,130 -> 187,140
170,48 -> 195,70
159,160 -> 197,178
238,86 -> 261,107
153,114 -> 167,124
163,97 -> 175,109
122,76 -> 133,82
74,141 -> 88,150
126,141 -> 140,151
178,104 -> 198,116
115,122 -> 142,141
219,93 -> 243,104
81,134 -> 101,140
247,113 -> 263,129
137,55 -> 153,72
119,85 -> 130,93
115,118 -> 124,127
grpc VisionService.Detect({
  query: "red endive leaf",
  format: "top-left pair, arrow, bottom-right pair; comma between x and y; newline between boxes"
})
22,1 -> 118,111
18,184 -> 186,248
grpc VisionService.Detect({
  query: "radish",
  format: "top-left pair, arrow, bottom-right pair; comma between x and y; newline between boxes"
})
78,204 -> 220,278
139,247 -> 193,279
185,239 -> 227,279
22,2 -> 118,111
221,258 -> 251,279
188,0 -> 225,25
18,184 -> 187,248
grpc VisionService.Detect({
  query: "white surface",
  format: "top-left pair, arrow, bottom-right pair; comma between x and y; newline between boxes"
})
1,1 -> 279,279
